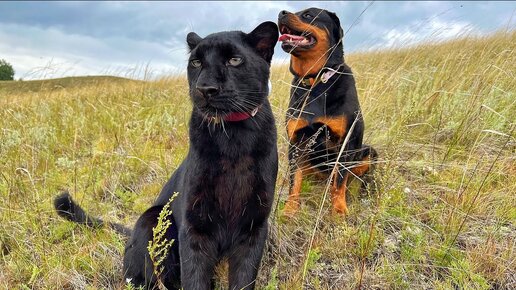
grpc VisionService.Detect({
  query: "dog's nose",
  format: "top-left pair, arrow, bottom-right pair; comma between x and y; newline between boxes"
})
279,10 -> 289,18
196,85 -> 219,99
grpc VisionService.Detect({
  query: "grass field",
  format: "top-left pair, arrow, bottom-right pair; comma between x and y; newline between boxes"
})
1,30 -> 515,289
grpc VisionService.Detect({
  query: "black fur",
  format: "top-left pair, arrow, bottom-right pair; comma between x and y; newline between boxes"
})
123,205 -> 180,289
54,192 -> 132,236
54,21 -> 279,290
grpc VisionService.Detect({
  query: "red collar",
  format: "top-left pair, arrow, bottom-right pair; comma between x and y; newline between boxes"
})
210,106 -> 260,123
224,111 -> 253,122
224,106 -> 259,122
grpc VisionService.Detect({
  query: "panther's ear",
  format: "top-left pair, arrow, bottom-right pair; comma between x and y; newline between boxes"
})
327,11 -> 343,41
187,32 -> 203,51
246,21 -> 279,63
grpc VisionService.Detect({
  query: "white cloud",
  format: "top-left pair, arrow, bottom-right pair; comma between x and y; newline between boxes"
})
0,23 -> 187,79
0,1 -> 513,80
368,18 -> 473,50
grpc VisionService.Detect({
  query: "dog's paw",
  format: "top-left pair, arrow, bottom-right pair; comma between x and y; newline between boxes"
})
332,199 -> 348,216
282,200 -> 299,217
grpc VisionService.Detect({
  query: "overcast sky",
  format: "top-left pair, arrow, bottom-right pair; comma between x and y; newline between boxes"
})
0,1 -> 514,80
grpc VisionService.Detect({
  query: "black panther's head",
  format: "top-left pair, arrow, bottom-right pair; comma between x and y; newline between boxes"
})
278,7 -> 344,76
185,22 -> 278,121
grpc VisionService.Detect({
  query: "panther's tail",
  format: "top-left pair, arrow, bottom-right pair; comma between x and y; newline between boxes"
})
54,191 -> 132,237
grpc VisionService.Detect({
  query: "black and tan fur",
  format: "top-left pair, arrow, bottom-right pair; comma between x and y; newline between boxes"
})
278,8 -> 377,215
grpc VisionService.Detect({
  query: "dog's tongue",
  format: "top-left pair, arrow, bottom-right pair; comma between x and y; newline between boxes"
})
279,34 -> 306,42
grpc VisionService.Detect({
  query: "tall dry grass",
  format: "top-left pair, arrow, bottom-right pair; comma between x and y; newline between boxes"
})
0,31 -> 514,289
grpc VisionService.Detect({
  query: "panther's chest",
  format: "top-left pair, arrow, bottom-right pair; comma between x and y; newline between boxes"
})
186,156 -> 269,234
214,157 -> 255,216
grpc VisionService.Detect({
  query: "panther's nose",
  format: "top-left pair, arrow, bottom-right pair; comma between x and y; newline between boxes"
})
196,85 -> 219,99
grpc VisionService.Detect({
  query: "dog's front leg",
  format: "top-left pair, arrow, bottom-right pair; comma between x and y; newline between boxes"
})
331,169 -> 349,215
284,166 -> 303,216
179,230 -> 217,290
228,224 -> 268,290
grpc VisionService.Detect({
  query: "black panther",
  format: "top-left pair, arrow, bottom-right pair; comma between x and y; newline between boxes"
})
54,21 -> 279,289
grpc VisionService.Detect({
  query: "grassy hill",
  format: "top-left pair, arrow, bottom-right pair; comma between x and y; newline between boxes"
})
0,75 -> 139,94
0,31 -> 514,289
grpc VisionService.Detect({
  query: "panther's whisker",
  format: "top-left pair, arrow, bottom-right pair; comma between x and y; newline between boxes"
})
221,118 -> 229,138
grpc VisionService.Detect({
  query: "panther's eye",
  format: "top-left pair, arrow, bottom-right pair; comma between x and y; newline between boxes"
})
227,57 -> 243,66
190,59 -> 202,68
303,13 -> 313,19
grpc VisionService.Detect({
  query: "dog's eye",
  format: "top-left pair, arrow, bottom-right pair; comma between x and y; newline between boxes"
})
190,59 -> 202,68
303,13 -> 313,19
227,57 -> 243,66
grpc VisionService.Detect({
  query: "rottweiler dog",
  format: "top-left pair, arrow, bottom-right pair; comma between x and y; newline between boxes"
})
55,21 -> 279,289
278,7 -> 377,216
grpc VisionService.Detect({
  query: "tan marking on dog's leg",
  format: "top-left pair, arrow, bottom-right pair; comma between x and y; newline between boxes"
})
331,171 -> 348,215
284,168 -> 303,216
286,118 -> 309,142
314,115 -> 348,140
351,155 -> 371,177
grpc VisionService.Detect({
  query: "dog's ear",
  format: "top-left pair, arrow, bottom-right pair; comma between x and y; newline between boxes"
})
246,21 -> 279,63
187,32 -> 203,51
327,12 -> 344,41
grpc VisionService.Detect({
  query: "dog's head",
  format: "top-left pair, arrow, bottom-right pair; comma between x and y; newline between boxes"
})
185,22 -> 278,120
278,7 -> 344,76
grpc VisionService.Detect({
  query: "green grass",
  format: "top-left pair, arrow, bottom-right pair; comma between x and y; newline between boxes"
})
1,31 -> 515,289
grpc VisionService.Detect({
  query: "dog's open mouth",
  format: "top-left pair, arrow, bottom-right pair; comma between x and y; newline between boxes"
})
279,24 -> 316,50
